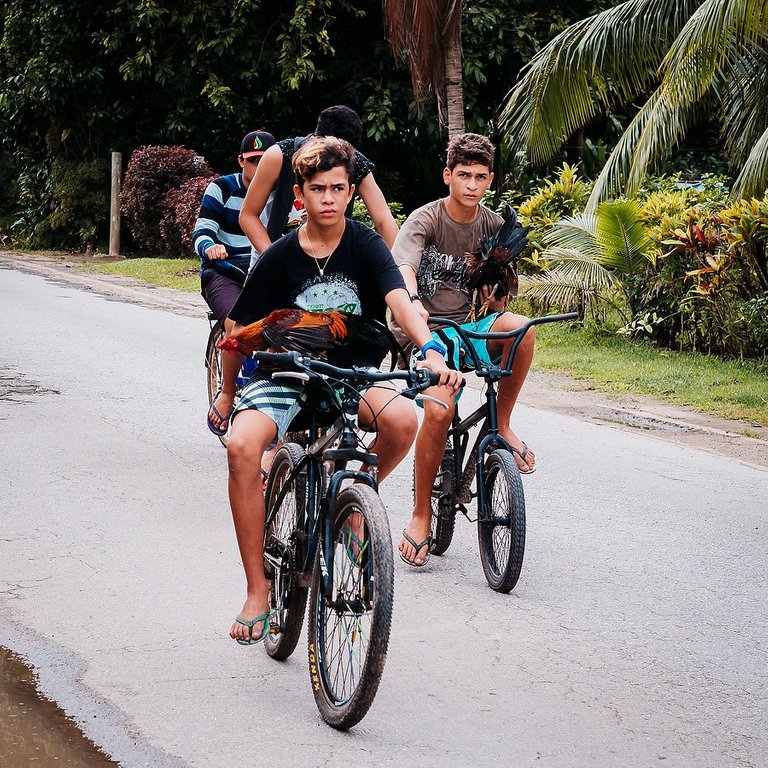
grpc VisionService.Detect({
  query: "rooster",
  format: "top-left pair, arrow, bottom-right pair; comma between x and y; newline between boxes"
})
217,308 -> 396,362
463,205 -> 530,322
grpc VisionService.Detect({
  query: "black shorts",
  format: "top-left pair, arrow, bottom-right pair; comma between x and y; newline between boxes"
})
201,269 -> 243,322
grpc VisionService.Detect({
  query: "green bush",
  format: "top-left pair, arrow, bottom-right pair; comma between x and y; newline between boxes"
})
515,164 -> 593,272
14,156 -> 109,250
631,198 -> 768,358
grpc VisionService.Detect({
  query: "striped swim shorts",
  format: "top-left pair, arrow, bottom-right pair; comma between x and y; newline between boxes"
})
231,379 -> 308,443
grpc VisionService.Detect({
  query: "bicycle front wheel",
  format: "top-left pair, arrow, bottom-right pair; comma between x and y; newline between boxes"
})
308,484 -> 394,729
205,324 -> 227,445
263,443 -> 310,660
477,449 -> 526,593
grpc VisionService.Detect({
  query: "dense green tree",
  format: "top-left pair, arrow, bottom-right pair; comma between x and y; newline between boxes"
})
0,0 -> 622,248
498,0 -> 768,208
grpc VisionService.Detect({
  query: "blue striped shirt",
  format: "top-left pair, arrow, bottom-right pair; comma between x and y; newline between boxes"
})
192,173 -> 271,276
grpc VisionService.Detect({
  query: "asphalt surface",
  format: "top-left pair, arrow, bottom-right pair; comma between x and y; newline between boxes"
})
1,257 -> 767,767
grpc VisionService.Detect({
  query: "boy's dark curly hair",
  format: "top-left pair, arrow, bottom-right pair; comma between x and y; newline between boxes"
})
446,133 -> 494,171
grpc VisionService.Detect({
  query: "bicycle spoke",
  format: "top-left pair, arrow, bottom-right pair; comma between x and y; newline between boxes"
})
263,444 -> 309,660
478,450 -> 525,593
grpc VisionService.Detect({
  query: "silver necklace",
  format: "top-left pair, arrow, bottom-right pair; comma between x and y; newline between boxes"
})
304,226 -> 340,277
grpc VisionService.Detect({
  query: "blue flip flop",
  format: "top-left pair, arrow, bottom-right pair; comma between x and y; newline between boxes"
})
207,393 -> 232,437
234,610 -> 274,646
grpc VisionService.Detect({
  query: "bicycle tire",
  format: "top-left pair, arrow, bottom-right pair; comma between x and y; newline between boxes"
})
477,449 -> 526,593
263,443 -> 310,660
430,453 -> 457,556
308,484 -> 394,729
205,324 -> 228,447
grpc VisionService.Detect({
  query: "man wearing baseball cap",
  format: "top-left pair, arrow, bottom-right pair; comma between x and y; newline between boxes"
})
193,129 -> 276,436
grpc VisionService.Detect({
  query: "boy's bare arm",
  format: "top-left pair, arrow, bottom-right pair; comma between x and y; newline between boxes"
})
240,144 -> 283,254
357,173 -> 399,248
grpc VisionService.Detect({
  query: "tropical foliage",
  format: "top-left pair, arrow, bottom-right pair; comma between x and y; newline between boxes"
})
515,165 -> 768,359
498,0 -> 768,208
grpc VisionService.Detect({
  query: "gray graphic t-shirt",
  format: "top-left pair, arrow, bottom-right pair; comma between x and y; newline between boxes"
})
389,198 -> 502,343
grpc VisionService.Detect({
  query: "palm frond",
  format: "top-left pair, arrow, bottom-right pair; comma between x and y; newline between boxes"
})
718,44 -> 768,165
541,248 -> 617,293
543,213 -> 598,253
731,126 -> 768,198
594,200 -> 656,275
519,271 -> 596,313
585,87 -> 699,209
661,0 -> 768,104
498,0 -> 701,165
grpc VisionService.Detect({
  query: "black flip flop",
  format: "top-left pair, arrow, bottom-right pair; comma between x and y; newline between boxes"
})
399,529 -> 432,567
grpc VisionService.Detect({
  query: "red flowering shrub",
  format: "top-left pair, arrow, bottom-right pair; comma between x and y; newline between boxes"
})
160,175 -> 215,256
120,145 -> 213,254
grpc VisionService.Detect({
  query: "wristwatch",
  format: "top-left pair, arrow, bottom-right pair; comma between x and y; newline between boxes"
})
421,339 -> 447,358
409,292 -> 421,302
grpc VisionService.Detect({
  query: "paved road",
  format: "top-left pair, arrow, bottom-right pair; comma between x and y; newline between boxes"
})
1,265 -> 766,767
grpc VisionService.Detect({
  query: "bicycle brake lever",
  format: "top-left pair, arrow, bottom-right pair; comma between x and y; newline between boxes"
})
414,394 -> 450,410
272,372 -> 310,383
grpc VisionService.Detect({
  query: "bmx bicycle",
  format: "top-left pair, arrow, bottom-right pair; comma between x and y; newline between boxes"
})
256,350 -> 443,729
423,312 -> 577,593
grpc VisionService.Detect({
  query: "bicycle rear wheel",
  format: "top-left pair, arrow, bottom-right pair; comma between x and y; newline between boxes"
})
263,444 -> 310,660
477,449 -> 526,593
308,484 -> 394,729
429,452 -> 457,556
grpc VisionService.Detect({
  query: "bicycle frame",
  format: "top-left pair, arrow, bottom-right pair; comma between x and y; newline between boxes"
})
266,406 -> 377,598
430,312 -> 577,518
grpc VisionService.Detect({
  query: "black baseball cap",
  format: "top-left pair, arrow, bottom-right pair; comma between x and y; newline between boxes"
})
240,130 -> 276,158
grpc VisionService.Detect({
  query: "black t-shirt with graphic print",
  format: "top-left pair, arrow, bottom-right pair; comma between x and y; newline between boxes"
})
230,220 -> 405,368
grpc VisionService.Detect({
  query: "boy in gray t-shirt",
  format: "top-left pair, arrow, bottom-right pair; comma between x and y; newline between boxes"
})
389,132 -> 537,568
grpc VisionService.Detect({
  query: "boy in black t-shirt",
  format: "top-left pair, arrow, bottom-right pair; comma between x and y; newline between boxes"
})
224,136 -> 461,646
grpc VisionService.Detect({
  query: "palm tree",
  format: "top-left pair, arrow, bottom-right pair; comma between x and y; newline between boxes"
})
523,200 -> 657,321
498,0 -> 768,208
382,0 -> 465,136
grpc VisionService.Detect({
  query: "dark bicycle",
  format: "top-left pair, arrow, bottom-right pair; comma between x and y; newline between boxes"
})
255,350 -> 442,729
423,312 -> 577,593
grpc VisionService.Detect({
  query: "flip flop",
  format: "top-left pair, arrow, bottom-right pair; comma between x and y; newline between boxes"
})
510,442 -> 536,475
207,392 -> 233,437
399,529 -> 432,567
234,610 -> 274,646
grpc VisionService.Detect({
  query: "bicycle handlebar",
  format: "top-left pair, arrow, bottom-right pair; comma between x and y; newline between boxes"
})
427,311 -> 579,374
428,312 -> 578,340
252,350 -> 450,395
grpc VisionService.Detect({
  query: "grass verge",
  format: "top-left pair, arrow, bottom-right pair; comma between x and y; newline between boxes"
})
79,257 -> 200,292
534,320 -> 768,426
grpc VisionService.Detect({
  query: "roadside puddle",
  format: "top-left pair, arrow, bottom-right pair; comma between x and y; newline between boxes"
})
0,646 -> 118,766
